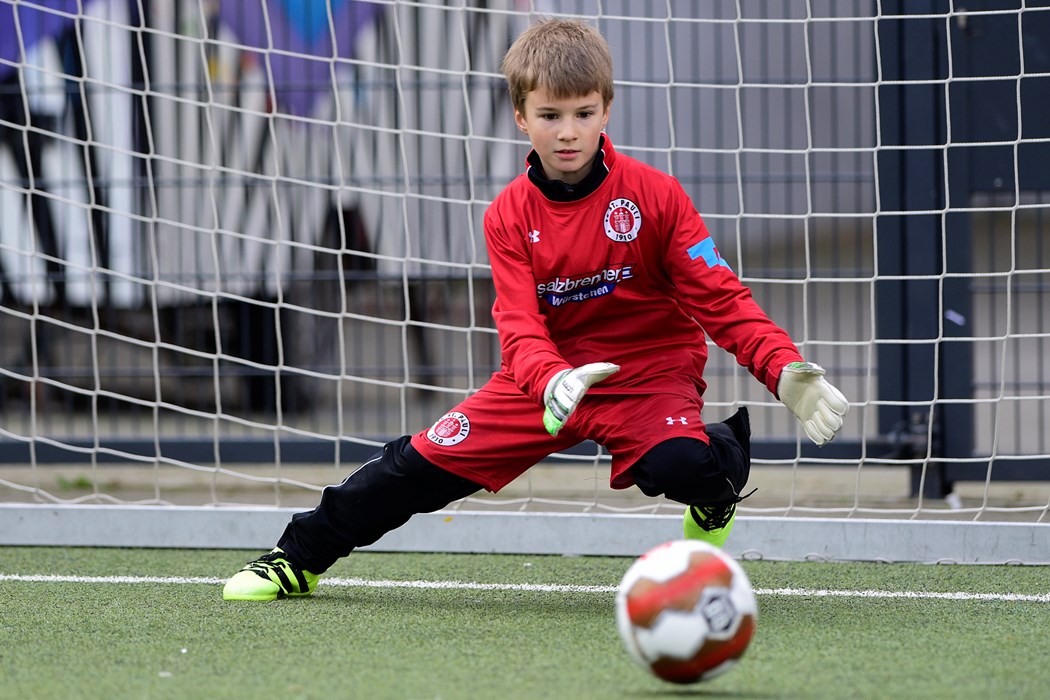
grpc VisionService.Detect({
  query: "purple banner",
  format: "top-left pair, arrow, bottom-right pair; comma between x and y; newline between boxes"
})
219,0 -> 385,116
0,0 -> 98,80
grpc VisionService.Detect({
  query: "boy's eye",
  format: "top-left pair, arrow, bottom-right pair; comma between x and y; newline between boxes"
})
535,109 -> 596,121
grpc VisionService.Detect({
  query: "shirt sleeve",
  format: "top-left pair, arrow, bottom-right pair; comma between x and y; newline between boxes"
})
662,178 -> 803,396
484,203 -> 571,404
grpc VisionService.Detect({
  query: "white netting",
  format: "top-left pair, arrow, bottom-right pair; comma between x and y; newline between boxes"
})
1,0 -> 1048,560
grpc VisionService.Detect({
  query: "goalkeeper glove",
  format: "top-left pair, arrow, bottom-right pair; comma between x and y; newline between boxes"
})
777,361 -> 849,446
542,362 -> 620,437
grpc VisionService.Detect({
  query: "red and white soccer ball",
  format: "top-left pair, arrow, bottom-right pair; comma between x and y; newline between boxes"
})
615,539 -> 757,684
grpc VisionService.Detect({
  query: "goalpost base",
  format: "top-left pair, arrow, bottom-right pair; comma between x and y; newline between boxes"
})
2,504 -> 1047,564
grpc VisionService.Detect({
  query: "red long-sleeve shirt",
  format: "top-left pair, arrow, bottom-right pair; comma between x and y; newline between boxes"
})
484,137 -> 802,405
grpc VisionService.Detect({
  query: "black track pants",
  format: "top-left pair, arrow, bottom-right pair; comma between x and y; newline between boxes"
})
277,435 -> 482,574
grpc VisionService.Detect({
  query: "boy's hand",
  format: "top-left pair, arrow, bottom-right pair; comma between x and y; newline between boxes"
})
778,361 -> 849,446
543,362 -> 620,436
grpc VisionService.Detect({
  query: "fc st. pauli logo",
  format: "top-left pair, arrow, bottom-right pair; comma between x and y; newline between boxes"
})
426,411 -> 470,446
604,198 -> 641,242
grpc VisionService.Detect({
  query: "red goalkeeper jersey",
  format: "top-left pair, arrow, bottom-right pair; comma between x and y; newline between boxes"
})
484,136 -> 803,404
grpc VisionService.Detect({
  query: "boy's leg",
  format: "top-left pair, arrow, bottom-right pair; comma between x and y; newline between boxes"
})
626,407 -> 752,547
223,436 -> 482,601
224,372 -> 573,601
277,435 -> 484,572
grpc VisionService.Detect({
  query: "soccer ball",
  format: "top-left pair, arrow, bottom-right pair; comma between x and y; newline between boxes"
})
615,539 -> 757,684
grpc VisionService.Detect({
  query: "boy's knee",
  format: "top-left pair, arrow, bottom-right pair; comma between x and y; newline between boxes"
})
630,432 -> 749,506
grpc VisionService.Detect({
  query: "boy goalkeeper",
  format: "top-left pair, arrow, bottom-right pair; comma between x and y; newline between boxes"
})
223,18 -> 848,601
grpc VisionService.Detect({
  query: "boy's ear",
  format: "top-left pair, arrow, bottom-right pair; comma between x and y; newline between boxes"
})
514,109 -> 528,134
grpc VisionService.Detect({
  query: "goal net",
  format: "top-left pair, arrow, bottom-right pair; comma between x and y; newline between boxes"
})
1,0 -> 1048,563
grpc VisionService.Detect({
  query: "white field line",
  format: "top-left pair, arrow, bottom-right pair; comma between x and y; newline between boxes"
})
0,573 -> 1048,603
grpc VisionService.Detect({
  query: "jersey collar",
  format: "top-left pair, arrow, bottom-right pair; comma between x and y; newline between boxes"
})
526,134 -> 615,202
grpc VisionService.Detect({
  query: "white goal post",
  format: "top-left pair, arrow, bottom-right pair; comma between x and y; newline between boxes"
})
1,0 -> 1049,564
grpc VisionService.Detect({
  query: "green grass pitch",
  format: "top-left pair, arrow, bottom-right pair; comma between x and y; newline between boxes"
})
1,546 -> 1048,699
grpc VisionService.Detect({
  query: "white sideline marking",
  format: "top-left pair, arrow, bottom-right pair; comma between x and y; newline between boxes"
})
0,573 -> 1048,603
758,587 -> 1050,603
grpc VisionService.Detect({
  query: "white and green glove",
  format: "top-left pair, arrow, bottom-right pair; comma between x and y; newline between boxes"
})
542,362 -> 620,437
778,361 -> 849,446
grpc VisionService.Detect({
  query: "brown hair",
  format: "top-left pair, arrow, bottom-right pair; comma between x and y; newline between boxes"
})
500,18 -> 614,115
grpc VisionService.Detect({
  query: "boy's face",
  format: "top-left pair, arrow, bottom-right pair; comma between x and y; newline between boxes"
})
514,88 -> 610,185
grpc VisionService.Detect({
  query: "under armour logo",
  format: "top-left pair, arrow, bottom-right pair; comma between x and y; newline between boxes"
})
528,230 -> 541,243
666,416 -> 688,425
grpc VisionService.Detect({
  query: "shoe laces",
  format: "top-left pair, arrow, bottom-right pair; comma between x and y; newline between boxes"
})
690,481 -> 757,532
245,550 -> 295,577
253,550 -> 288,566
245,550 -> 310,593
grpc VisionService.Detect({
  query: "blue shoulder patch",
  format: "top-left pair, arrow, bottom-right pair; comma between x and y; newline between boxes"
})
687,238 -> 732,271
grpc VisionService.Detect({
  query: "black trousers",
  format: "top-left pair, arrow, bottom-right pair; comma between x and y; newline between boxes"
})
277,435 -> 482,574
278,408 -> 751,574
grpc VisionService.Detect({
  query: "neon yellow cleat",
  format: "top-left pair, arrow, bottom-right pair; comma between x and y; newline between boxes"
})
683,503 -> 737,549
222,548 -> 319,601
